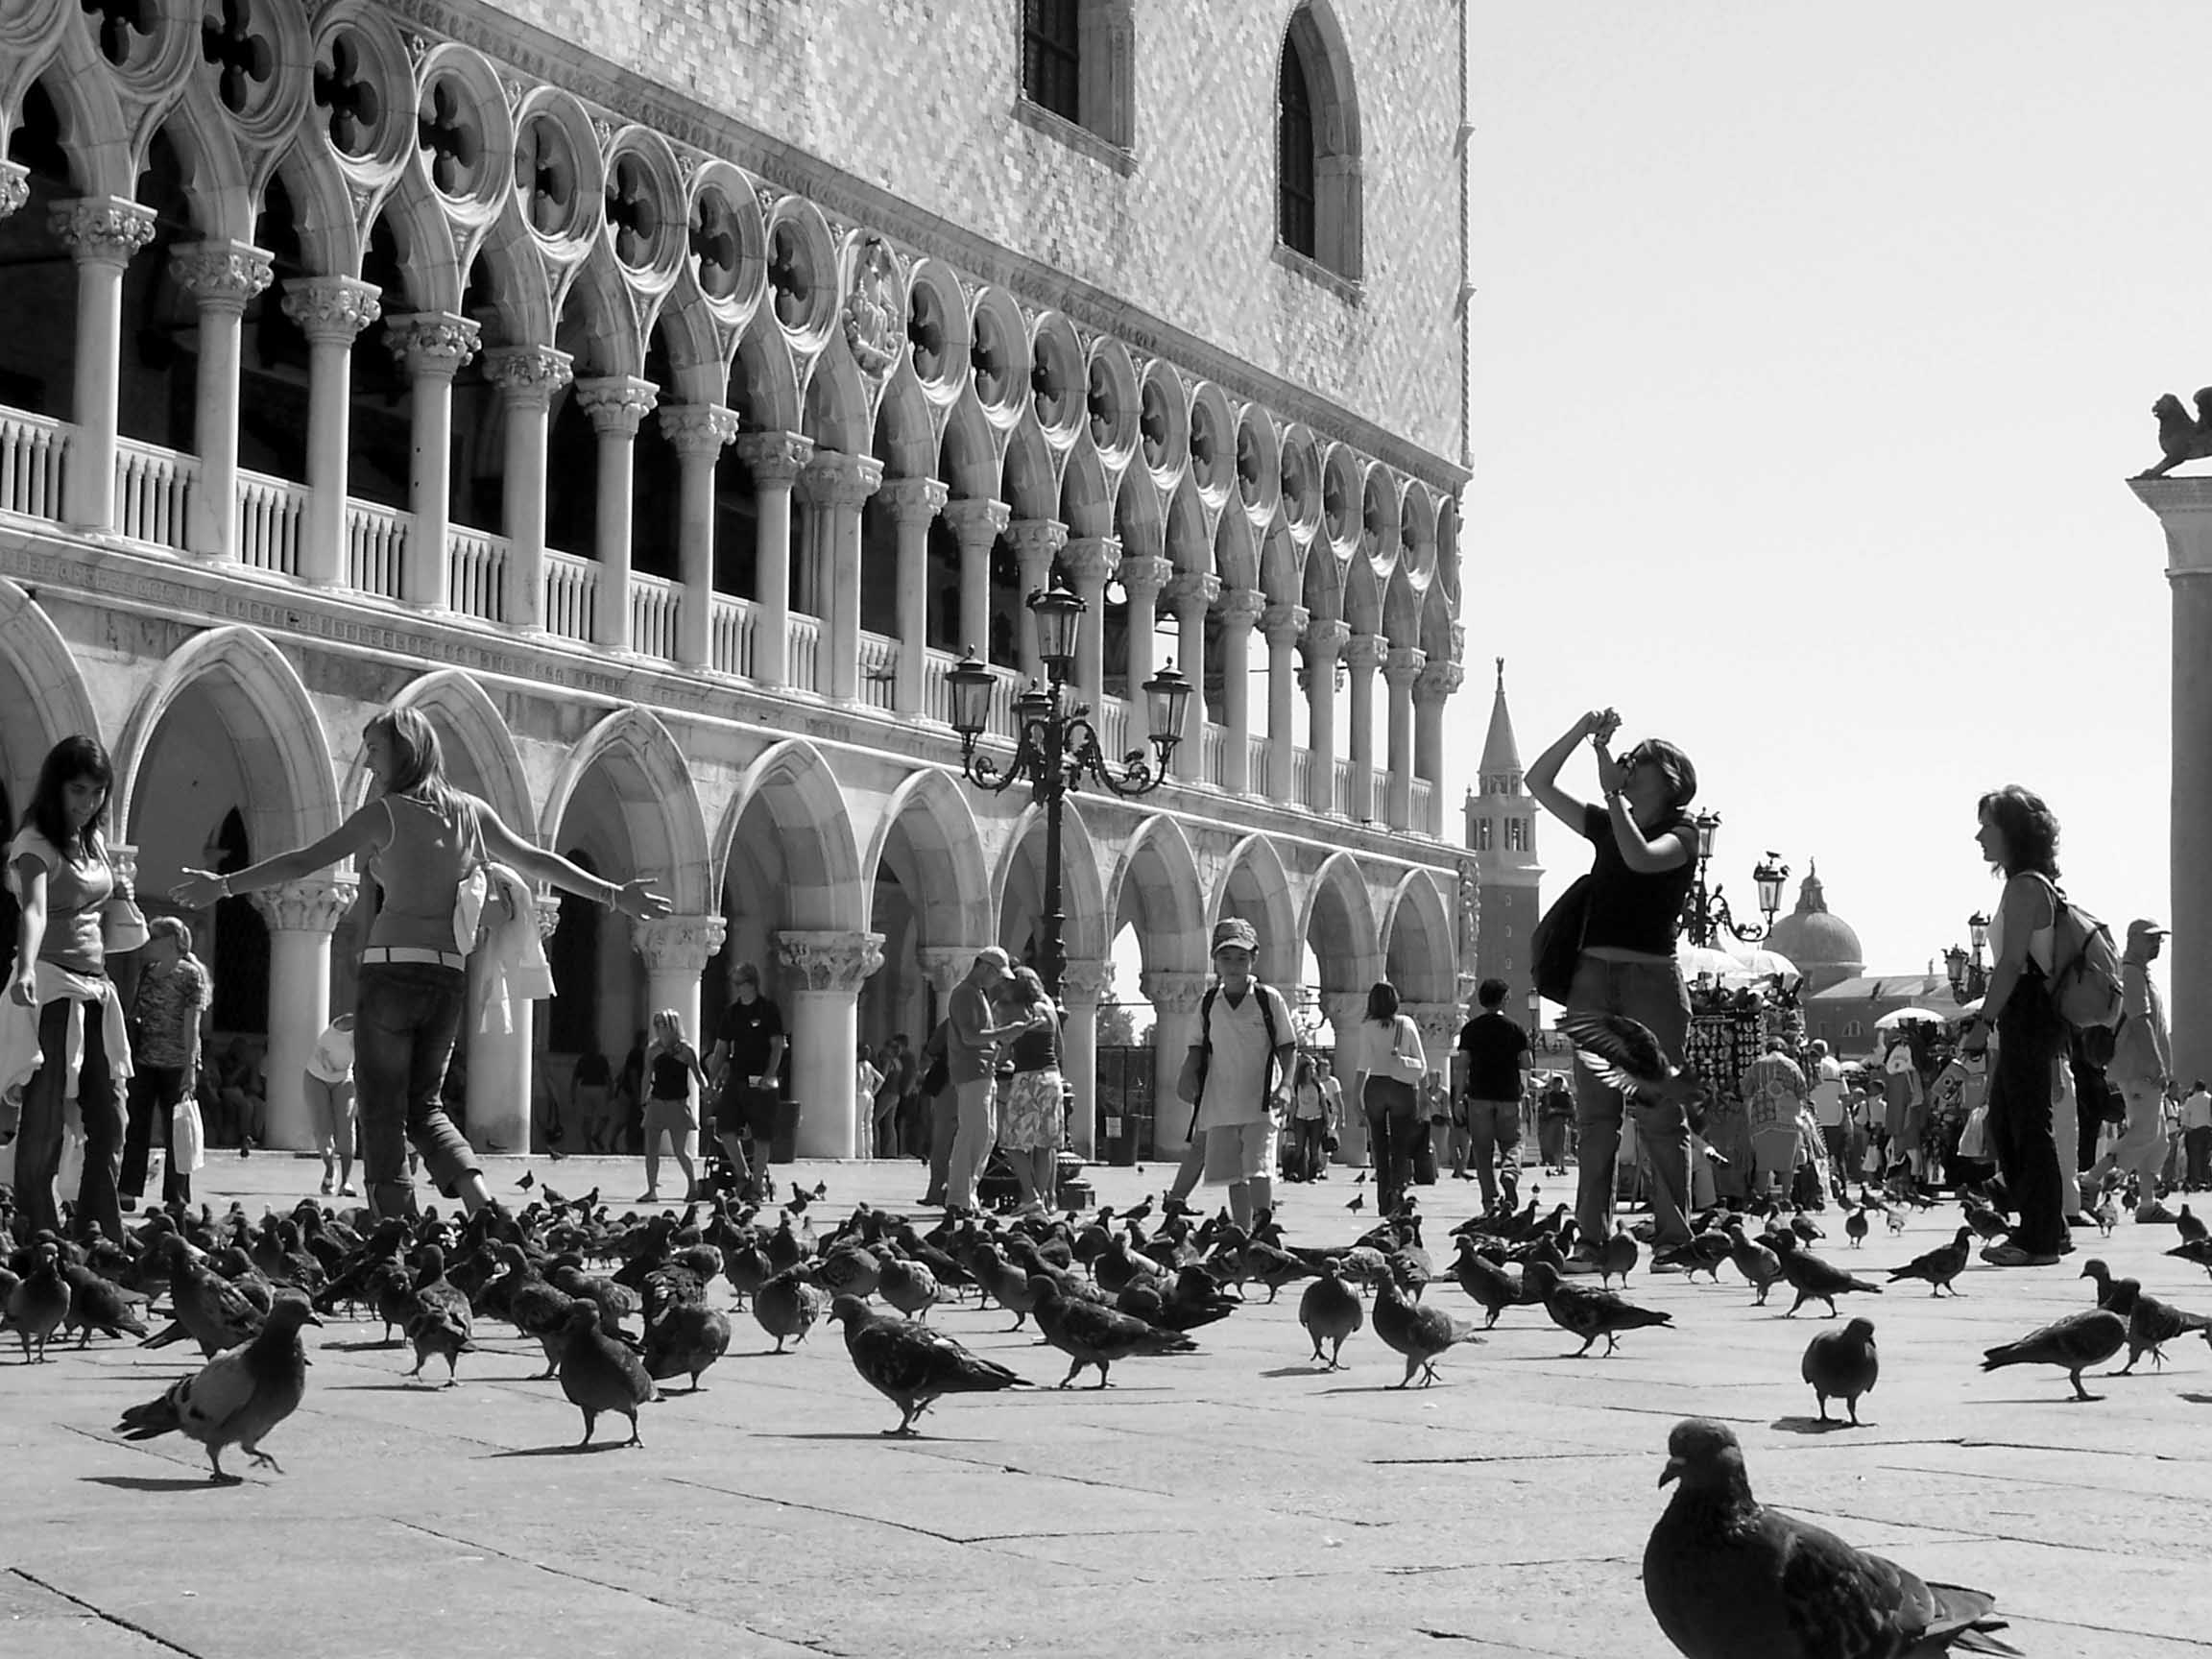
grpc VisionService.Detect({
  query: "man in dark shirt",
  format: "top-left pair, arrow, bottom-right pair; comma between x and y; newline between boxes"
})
571,1043 -> 613,1152
707,962 -> 785,1190
1455,978 -> 1532,1212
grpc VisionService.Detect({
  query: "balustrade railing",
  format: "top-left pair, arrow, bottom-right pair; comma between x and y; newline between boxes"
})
1334,756 -> 1356,817
1200,723 -> 1226,786
114,437 -> 193,552
234,468 -> 303,577
1409,777 -> 1433,831
344,500 -> 407,600
1292,747 -> 1315,809
447,529 -> 507,623
630,572 -> 681,661
709,594 -> 754,678
542,549 -> 596,642
0,408 -> 66,520
787,613 -> 822,692
1094,693 -> 1129,762
857,629 -> 898,710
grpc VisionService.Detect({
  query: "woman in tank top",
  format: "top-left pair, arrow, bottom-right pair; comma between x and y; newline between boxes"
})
170,707 -> 668,1221
640,1007 -> 706,1204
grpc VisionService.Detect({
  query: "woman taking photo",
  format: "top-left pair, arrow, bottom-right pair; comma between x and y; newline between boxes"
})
1959,785 -> 2073,1265
1527,709 -> 1702,1270
640,1008 -> 707,1203
1353,979 -> 1427,1216
170,708 -> 667,1221
6,735 -> 133,1242
994,966 -> 1062,1215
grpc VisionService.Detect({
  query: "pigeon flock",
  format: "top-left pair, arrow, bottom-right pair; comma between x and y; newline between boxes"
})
9,1019 -> 2212,1651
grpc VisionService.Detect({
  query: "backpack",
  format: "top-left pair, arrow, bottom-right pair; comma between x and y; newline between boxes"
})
2045,883 -> 2125,1043
1182,981 -> 1287,1133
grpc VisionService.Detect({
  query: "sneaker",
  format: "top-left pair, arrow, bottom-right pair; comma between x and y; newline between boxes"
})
320,1178 -> 334,1195
2137,1202 -> 2177,1224
636,1190 -> 661,1204
1981,1243 -> 2061,1267
338,1183 -> 358,1197
118,1196 -> 137,1214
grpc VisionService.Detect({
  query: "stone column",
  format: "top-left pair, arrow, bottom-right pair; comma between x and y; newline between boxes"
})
383,312 -> 480,610
775,929 -> 886,1159
1141,969 -> 1208,1158
1414,658 -> 1464,840
1405,1001 -> 1462,1084
1062,535 -> 1121,716
482,345 -> 572,632
51,197 -> 156,533
634,913 -> 728,1062
1382,644 -> 1427,831
1262,602 -> 1309,805
169,241 -> 273,561
573,375 -> 658,651
1059,957 -> 1110,1162
1321,989 -> 1369,1165
249,879 -> 356,1152
279,276 -> 381,587
1165,571 -> 1220,782
943,496 -> 1012,663
1344,632 -> 1386,824
879,476 -> 949,714
799,451 -> 883,700
660,402 -> 741,669
1118,553 -> 1173,755
732,431 -> 811,685
1217,587 -> 1265,794
1006,518 -> 1070,680
2134,476 -> 2212,1087
1302,618 -> 1349,813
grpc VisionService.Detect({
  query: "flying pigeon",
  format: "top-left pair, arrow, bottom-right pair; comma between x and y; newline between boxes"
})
1558,1011 -> 1709,1120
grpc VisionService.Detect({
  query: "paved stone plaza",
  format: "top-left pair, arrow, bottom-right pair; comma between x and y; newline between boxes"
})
7,1157 -> 2210,1658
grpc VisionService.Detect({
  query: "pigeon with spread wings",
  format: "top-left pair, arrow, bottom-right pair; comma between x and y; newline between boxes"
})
1557,1011 -> 1709,1128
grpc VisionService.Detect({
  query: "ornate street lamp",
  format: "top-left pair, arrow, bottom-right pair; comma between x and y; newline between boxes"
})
946,577 -> 1191,997
1679,810 -> 1788,948
1947,912 -> 1991,1001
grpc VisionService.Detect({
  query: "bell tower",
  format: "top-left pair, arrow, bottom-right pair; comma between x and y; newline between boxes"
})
1461,659 -> 1543,993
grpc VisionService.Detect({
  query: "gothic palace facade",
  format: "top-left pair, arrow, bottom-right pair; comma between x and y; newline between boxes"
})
0,0 -> 1471,1159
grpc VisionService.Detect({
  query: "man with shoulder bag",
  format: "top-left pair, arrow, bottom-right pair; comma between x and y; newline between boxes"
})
1166,919 -> 1296,1229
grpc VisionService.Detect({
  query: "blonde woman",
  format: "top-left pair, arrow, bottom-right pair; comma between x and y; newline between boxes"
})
171,707 -> 668,1221
994,966 -> 1063,1214
641,1008 -> 707,1204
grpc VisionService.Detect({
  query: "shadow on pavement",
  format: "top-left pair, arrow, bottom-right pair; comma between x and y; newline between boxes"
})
1770,1414 -> 1858,1434
84,1474 -> 232,1493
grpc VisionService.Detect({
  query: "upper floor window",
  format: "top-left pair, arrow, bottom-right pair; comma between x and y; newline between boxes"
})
1473,819 -> 1493,853
1022,0 -> 1081,123
1276,2 -> 1363,284
1017,1 -> 1135,157
1506,819 -> 1527,853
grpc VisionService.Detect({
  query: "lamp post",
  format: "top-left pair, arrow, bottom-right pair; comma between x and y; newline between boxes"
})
944,578 -> 1192,998
1944,911 -> 1992,1002
1678,810 -> 1789,947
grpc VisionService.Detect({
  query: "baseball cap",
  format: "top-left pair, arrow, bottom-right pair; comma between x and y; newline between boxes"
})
974,946 -> 1013,972
2128,919 -> 2170,943
1211,918 -> 1260,955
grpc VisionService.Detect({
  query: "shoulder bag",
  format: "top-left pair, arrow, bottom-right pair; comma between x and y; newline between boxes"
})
1363,1016 -> 1421,1123
1528,874 -> 1593,1007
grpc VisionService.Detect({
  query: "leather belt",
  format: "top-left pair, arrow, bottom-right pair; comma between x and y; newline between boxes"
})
360,946 -> 467,970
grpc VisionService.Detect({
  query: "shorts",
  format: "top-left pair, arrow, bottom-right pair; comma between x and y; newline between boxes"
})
642,1094 -> 699,1152
1202,1118 -> 1278,1184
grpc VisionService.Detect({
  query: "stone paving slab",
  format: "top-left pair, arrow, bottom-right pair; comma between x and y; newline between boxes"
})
9,1153 -> 2212,1656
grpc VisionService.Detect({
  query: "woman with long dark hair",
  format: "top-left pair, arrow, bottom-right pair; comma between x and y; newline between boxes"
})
1960,784 -> 2073,1265
1353,979 -> 1427,1216
1527,710 -> 1701,1269
6,735 -> 133,1241
170,707 -> 668,1220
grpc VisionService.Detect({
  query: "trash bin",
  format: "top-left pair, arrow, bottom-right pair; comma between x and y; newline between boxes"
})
770,1097 -> 801,1165
1104,1104 -> 1137,1166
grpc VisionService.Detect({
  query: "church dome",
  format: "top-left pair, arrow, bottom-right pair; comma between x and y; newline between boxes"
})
1765,865 -> 1863,990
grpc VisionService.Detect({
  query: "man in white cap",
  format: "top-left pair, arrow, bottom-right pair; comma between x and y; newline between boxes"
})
1169,917 -> 1296,1230
2090,918 -> 2175,1221
944,947 -> 1032,1214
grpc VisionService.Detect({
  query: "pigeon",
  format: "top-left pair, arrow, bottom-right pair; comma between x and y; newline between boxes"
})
1645,1418 -> 2019,1659
1801,1318 -> 1879,1426
2168,1237 -> 2212,1279
116,1296 -> 320,1482
1346,1193 -> 1365,1214
1558,1010 -> 1709,1119
557,1300 -> 657,1446
829,1295 -> 1028,1434
1371,1265 -> 1482,1386
1843,1207 -> 1868,1249
5,1242 -> 70,1362
754,1266 -> 830,1354
1297,1262 -> 1364,1369
1523,1260 -> 1673,1358
2119,1290 -> 2211,1375
1887,1228 -> 1972,1298
1450,1238 -> 1522,1328
1885,1206 -> 1909,1237
139,1237 -> 266,1357
516,1170 -> 535,1190
1961,1195 -> 2011,1245
2078,1259 -> 2138,1314
1723,1225 -> 1784,1306
2177,1202 -> 2207,1246
1982,1309 -> 2128,1402
1598,1221 -> 1640,1287
57,1261 -> 148,1348
642,1300 -> 733,1391
1769,1235 -> 1884,1319
1029,1273 -> 1197,1388
1654,1231 -> 1733,1283
493,1245 -> 580,1377
402,1245 -> 474,1385
878,1256 -> 942,1320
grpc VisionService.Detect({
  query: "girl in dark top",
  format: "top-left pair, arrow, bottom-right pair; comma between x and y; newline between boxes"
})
1528,709 -> 1701,1265
640,1008 -> 707,1204
1959,785 -> 2072,1265
994,967 -> 1062,1215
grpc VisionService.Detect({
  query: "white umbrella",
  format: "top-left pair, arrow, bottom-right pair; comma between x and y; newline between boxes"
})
1721,943 -> 1800,985
1874,1007 -> 1950,1031
1676,942 -> 1738,981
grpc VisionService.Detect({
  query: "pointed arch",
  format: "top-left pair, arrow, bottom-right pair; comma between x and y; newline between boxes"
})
0,577 -> 101,810
18,35 -> 132,199
729,312 -> 800,433
801,338 -> 871,454
1107,813 -> 1206,974
1212,833 -> 1300,988
110,625 -> 341,854
1382,867 -> 1455,1002
863,767 -> 994,947
1382,566 -> 1422,646
999,418 -> 1058,523
349,669 -> 535,830
1214,507 -> 1258,592
1300,851 -> 1382,995
710,737 -> 863,930
263,126 -> 362,276
367,168 -> 464,316
1166,474 -> 1212,574
939,395 -> 1000,500
1277,0 -> 1363,281
994,796 -> 1110,966
541,705 -> 711,914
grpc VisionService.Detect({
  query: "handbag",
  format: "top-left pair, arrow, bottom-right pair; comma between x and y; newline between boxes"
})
1365,1016 -> 1422,1122
1528,874 -> 1593,1006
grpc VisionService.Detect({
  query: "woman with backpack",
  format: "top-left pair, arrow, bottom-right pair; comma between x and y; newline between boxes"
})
1960,785 -> 2072,1266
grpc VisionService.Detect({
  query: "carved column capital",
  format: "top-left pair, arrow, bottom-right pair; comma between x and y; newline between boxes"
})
1164,570 -> 1221,615
105,843 -> 139,897
167,240 -> 274,312
1319,991 -> 1368,1036
250,878 -> 359,935
733,429 -> 814,487
49,196 -> 156,266
572,373 -> 659,436
1118,554 -> 1176,606
281,276 -> 382,345
1414,658 -> 1466,705
775,928 -> 886,993
915,945 -> 982,997
534,894 -> 565,941
1382,644 -> 1428,688
659,401 -> 742,458
1139,968 -> 1209,1018
632,913 -> 728,973
1061,534 -> 1121,589
878,475 -> 950,525
483,344 -> 575,408
1343,632 -> 1389,672
385,312 -> 481,380
1219,585 -> 1267,633
1303,617 -> 1351,664
1261,602 -> 1310,649
1403,1000 -> 1463,1051
941,495 -> 1012,550
1060,957 -> 1113,1006
797,450 -> 883,508
1006,517 -> 1070,573
0,161 -> 30,222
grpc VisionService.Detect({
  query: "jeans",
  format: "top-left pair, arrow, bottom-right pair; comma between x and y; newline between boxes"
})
1364,1106 -> 1411,1216
945,1076 -> 998,1211
1538,1115 -> 1570,1167
14,992 -> 125,1243
1290,1116 -> 1330,1179
1466,1099 -> 1523,1208
1985,978 -> 2069,1255
120,1063 -> 191,1204
2188,1125 -> 2212,1189
353,963 -> 478,1221
1567,952 -> 1694,1249
921,1089 -> 958,1202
